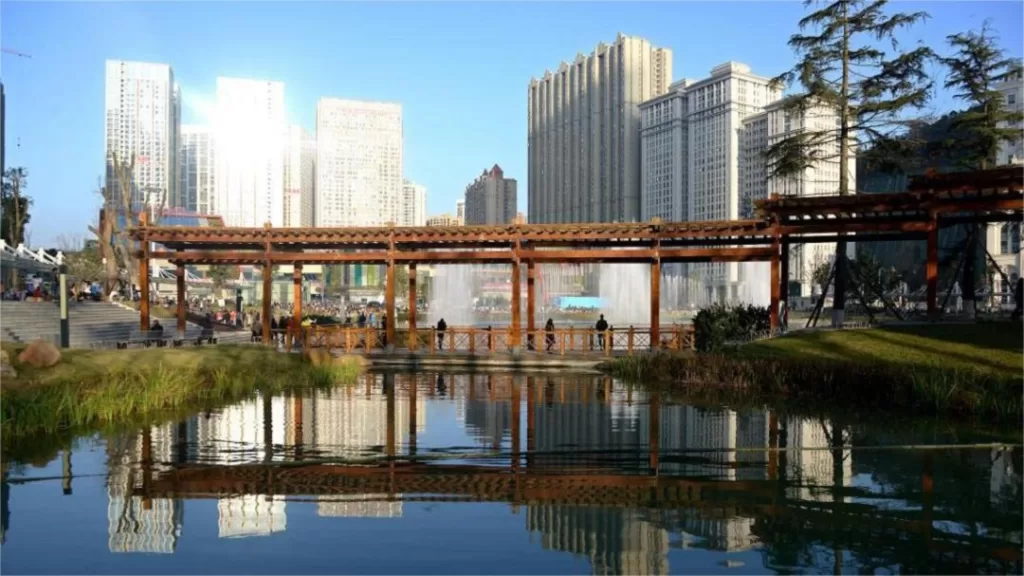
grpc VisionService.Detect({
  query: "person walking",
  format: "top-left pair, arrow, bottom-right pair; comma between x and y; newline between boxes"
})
545,318 -> 556,353
436,318 -> 447,350
595,314 -> 609,350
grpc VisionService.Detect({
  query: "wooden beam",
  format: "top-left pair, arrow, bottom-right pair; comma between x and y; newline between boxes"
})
770,233 -> 781,332
385,260 -> 396,348
780,240 -> 790,317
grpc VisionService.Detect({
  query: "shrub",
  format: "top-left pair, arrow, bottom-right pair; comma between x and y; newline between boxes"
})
692,304 -> 771,352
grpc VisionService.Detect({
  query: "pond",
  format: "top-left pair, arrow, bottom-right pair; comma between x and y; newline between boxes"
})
2,372 -> 1021,575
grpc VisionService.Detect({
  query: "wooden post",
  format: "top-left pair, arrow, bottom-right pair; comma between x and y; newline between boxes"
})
526,261 -> 536,351
292,392 -> 304,460
293,264 -> 303,347
262,262 -> 272,346
650,259 -> 660,349
408,263 -> 417,350
780,239 -> 790,321
385,260 -> 396,349
526,376 -> 535,469
385,373 -> 396,459
927,217 -> 939,320
138,212 -> 150,332
770,233 -> 781,332
511,261 -> 521,351
176,262 -> 186,340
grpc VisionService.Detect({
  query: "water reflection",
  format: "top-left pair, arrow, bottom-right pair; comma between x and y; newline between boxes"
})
2,372 -> 1021,575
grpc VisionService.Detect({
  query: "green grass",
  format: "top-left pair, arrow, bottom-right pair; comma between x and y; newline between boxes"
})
602,322 -> 1023,424
742,323 -> 1022,380
1,344 -> 363,439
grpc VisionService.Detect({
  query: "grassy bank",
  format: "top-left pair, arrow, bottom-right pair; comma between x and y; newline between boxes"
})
1,344 -> 363,438
604,323 -> 1023,423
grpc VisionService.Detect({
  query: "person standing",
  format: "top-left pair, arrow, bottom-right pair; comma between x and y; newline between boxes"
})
545,318 -> 556,353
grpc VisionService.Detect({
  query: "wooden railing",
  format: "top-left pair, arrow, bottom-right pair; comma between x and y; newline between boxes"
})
293,325 -> 695,356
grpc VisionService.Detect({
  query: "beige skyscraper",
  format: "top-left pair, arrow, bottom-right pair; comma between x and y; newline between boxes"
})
528,33 -> 672,224
465,164 -> 517,225
401,180 -> 427,227
315,98 -> 403,227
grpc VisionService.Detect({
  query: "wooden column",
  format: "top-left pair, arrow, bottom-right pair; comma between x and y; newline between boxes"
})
526,376 -> 535,469
650,259 -> 660,349
292,265 -> 303,345
262,395 -> 273,462
176,262 -> 186,339
780,239 -> 790,321
385,374 -> 396,459
526,262 -> 536,350
139,213 -> 150,332
262,262 -> 272,345
770,233 -> 781,332
927,217 -> 939,319
385,260 -> 396,348
511,261 -> 522,351
408,264 -> 417,350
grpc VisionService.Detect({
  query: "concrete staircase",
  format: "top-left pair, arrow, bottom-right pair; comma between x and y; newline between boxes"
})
0,300 -> 230,348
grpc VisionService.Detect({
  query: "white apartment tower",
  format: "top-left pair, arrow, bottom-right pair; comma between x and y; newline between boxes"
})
987,61 -> 1023,299
104,60 -> 181,210
284,125 -> 315,228
214,77 -> 286,227
528,34 -> 672,224
315,99 -> 403,227
640,80 -> 693,223
401,180 -> 427,227
456,200 -> 465,226
739,99 -> 856,296
179,125 -> 215,214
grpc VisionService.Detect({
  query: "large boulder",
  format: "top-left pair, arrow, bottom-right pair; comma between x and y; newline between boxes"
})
303,348 -> 333,367
333,354 -> 367,369
18,340 -> 62,369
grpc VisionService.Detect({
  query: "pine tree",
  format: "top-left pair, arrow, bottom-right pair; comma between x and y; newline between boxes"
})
767,0 -> 934,327
940,23 -> 1023,318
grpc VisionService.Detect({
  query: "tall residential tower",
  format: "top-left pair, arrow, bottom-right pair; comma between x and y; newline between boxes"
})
284,125 -> 315,228
401,180 -> 427,227
315,99 -> 403,227
178,125 -> 215,214
465,164 -> 517,225
214,77 -> 286,227
528,34 -> 672,224
104,60 -> 181,210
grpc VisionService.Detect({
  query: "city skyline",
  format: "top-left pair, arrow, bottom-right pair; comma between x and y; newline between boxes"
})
3,1 -> 1022,243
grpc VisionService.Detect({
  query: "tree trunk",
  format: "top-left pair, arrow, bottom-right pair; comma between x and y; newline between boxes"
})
832,3 -> 852,328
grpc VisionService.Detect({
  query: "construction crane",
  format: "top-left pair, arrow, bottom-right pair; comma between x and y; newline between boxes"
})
2,48 -> 32,59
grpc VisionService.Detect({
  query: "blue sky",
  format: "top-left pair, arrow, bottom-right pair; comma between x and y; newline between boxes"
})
3,1 -> 1021,246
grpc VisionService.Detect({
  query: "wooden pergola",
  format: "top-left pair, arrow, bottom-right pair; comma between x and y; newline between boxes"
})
132,166 -> 1022,350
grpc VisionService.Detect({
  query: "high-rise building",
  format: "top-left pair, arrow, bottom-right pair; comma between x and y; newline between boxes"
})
639,62 -> 781,301
315,99 -> 403,227
528,34 -> 672,224
640,80 -> 693,223
987,61 -> 1023,298
214,77 -> 286,227
283,125 -> 315,228
104,60 -> 181,210
739,99 -> 855,296
1,82 -> 5,179
426,213 -> 459,227
465,164 -> 517,225
455,200 -> 465,226
401,180 -> 427,227
178,125 -> 215,214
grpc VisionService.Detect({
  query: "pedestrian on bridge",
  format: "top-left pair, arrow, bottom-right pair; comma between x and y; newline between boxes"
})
436,318 -> 447,350
545,318 -> 555,353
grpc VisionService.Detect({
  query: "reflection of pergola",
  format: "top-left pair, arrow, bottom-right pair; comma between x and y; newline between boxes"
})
131,167 -> 1022,346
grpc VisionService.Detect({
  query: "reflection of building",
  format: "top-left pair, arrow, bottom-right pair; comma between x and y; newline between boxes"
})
310,383 -> 423,518
217,495 -> 286,539
527,506 -> 669,575
784,418 -> 852,502
107,424 -> 183,553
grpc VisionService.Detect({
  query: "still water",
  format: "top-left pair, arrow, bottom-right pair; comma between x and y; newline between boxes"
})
2,373 -> 1021,575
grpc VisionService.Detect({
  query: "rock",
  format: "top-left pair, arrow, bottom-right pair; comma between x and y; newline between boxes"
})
17,340 -> 62,369
333,354 -> 367,368
0,349 -> 16,378
303,348 -> 333,367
